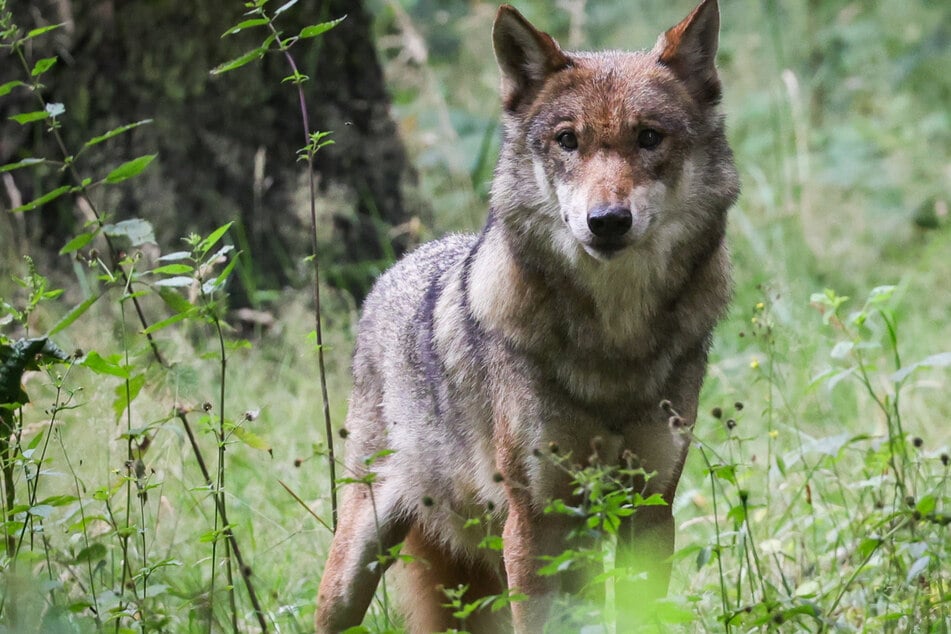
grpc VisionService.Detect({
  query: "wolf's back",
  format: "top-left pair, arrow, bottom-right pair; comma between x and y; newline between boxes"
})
344,233 -> 477,463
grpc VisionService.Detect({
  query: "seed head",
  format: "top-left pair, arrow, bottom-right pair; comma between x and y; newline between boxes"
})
912,437 -> 923,449
492,472 -> 504,483
338,427 -> 349,439
422,496 -> 434,507
726,419 -> 737,430
941,453 -> 949,467
734,401 -> 744,411
711,407 -> 723,419
202,401 -> 213,412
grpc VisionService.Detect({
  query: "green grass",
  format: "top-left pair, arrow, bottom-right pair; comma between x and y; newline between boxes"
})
2,0 -> 950,631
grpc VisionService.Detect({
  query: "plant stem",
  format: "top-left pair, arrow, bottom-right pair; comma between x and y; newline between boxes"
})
178,410 -> 268,631
267,18 -> 337,531
698,444 -> 731,632
210,306 -> 239,634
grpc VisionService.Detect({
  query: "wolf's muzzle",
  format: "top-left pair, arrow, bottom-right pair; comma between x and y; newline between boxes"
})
587,204 -> 633,240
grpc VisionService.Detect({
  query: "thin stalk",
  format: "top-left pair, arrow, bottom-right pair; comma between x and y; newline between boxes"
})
740,498 -> 769,602
210,303 -> 239,634
178,410 -> 268,631
56,428 -> 102,626
15,366 -> 75,556
1,411 -> 15,559
698,445 -> 731,632
265,17 -> 337,531
821,517 -> 908,630
117,299 -> 137,632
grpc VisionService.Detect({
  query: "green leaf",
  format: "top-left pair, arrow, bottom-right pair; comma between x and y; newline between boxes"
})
709,463 -> 737,485
105,154 -> 156,183
48,293 -> 102,336
478,534 -> 504,551
71,543 -> 107,565
0,157 -> 47,173
153,276 -> 194,289
633,492 -> 668,507
59,231 -> 96,255
140,311 -> 190,335
103,218 -> 155,247
158,251 -> 191,262
0,80 -> 26,97
9,110 -> 49,125
726,504 -> 747,524
891,351 -> 951,383
24,23 -> 66,41
11,184 -> 73,213
198,222 -> 234,255
857,537 -> 882,559
31,57 -> 58,77
299,16 -> 346,39
80,351 -> 130,379
39,494 -> 79,507
696,545 -> 714,569
221,18 -> 269,37
274,0 -> 300,16
867,285 -> 896,306
210,46 -> 267,75
906,556 -> 930,584
150,263 -> 194,276
157,287 -> 195,314
231,426 -> 271,452
204,251 -> 239,293
113,373 -> 146,420
916,495 -> 936,516
82,120 -> 153,151
28,504 -> 54,519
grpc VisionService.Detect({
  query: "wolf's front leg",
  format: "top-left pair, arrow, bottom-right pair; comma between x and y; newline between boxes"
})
614,502 -> 675,623
315,484 -> 409,633
502,495 -> 562,633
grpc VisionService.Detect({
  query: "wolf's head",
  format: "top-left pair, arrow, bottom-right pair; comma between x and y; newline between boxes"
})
490,0 -> 738,268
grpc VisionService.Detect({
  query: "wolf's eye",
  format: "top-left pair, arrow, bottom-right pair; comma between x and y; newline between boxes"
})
556,130 -> 579,151
637,128 -> 664,150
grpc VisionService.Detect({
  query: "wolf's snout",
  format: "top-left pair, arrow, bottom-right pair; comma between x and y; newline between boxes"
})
587,204 -> 633,238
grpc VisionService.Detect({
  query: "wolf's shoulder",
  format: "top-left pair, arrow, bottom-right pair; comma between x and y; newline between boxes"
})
359,232 -> 477,321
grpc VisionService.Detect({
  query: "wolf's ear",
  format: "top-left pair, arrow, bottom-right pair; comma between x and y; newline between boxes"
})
655,0 -> 722,105
493,5 -> 570,111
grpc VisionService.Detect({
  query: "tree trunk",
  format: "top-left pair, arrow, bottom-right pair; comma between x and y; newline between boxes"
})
0,0 -> 416,302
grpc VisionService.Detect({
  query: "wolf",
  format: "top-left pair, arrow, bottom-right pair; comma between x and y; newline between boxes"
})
316,0 -> 738,631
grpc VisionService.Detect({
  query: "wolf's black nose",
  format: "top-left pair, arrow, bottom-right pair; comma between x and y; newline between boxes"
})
587,205 -> 632,238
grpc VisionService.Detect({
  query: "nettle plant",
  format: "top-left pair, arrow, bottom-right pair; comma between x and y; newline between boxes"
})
1,0 -> 343,630
680,287 -> 950,632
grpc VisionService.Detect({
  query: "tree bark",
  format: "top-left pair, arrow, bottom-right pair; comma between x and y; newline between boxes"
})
0,0 -> 415,302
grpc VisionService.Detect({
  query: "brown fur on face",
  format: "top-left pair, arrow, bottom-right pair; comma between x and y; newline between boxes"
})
316,2 -> 737,632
